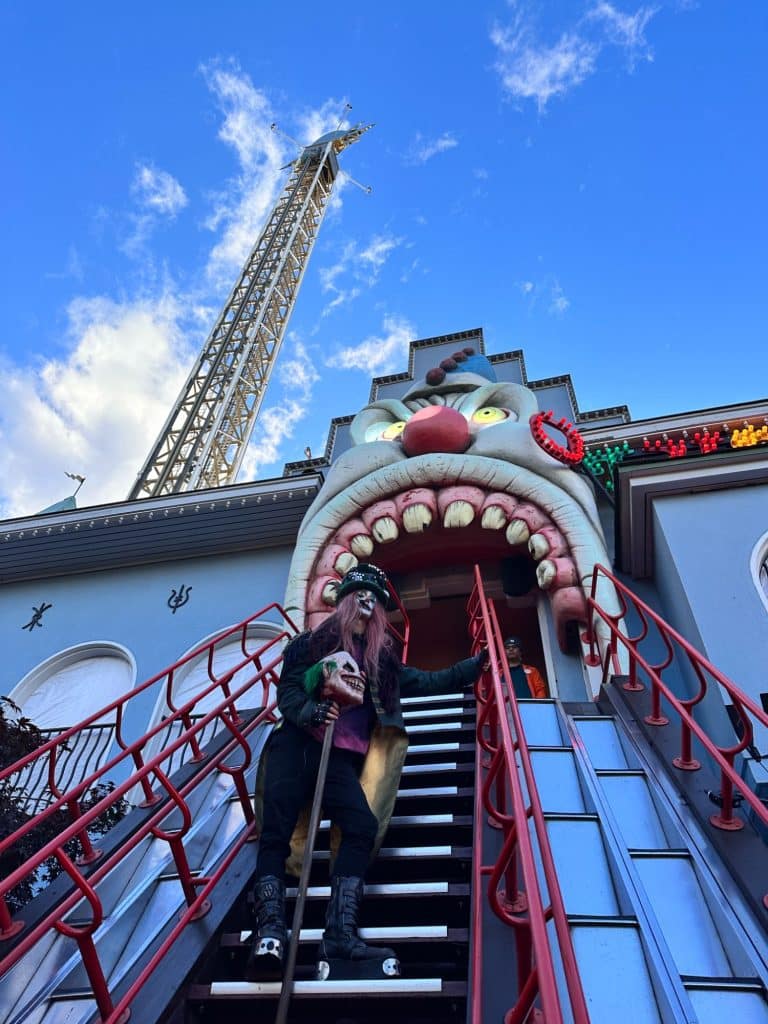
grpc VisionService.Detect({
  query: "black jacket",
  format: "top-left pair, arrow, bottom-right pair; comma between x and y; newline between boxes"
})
277,628 -> 480,732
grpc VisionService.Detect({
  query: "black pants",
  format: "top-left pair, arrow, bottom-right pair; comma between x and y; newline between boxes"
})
256,721 -> 378,880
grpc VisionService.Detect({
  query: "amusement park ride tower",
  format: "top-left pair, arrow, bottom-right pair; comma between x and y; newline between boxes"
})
129,121 -> 371,499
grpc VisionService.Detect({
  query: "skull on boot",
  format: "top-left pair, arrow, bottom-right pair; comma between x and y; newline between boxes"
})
244,874 -> 287,981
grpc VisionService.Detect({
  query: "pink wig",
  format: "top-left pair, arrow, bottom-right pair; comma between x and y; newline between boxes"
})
332,594 -> 393,683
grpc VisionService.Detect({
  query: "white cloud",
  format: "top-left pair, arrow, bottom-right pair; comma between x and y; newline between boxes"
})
518,280 -> 535,294
319,232 -> 404,315
404,132 -> 459,166
473,168 -> 489,180
491,22 -> 598,112
491,3 -> 659,111
587,2 -> 658,63
132,164 -> 188,216
237,338 -> 320,480
294,98 -> 351,148
200,61 -> 352,288
199,61 -> 287,287
359,234 -> 403,280
548,281 -> 570,315
326,315 -> 416,375
0,294 -> 195,518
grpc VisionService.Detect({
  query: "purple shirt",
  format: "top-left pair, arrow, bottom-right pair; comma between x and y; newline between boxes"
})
312,636 -> 375,754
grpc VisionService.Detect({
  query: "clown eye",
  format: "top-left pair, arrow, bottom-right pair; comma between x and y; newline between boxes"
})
382,421 -> 406,439
365,420 -> 407,442
471,407 -> 509,425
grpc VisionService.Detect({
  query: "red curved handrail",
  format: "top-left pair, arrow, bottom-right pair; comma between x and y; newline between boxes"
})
0,603 -> 298,1022
584,564 -> 768,846
467,567 -> 590,1024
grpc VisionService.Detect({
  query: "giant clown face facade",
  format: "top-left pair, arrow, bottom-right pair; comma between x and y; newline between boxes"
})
286,347 -> 619,658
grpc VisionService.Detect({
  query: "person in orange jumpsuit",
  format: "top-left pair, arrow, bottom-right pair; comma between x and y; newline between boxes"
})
503,636 -> 547,698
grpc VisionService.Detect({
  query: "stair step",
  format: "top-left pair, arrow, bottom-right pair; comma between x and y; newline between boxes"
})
401,762 -> 466,775
597,772 -> 671,849
402,707 -> 467,721
685,981 -> 768,1024
405,722 -> 473,736
286,881 -> 465,899
318,813 -> 471,829
572,716 -> 631,769
313,845 -> 471,861
570,920 -> 665,1023
233,926 -> 467,944
630,853 -> 733,977
545,817 -> 621,917
401,693 -> 467,706
206,978 -> 459,996
528,749 -> 586,813
516,699 -> 564,747
405,742 -> 473,757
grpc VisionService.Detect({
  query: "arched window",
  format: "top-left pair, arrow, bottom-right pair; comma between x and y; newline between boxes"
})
8,642 -> 136,809
140,620 -> 285,780
751,529 -> 768,613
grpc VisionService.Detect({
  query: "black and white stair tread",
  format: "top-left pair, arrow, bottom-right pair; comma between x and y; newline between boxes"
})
285,881 -> 469,898
401,761 -> 472,775
231,925 -> 468,944
405,721 -> 474,735
405,741 -> 474,756
312,844 -> 471,861
202,978 -> 465,997
317,812 -> 472,829
402,707 -> 468,721
400,693 -> 470,706
395,785 -> 473,798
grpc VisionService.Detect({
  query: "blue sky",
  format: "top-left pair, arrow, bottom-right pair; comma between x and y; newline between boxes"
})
1,1 -> 766,517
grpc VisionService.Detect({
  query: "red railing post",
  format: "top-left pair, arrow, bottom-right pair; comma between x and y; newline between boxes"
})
672,718 -> 701,771
0,897 -> 24,939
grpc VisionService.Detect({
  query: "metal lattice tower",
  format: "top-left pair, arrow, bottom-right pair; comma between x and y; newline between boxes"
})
129,123 -> 372,499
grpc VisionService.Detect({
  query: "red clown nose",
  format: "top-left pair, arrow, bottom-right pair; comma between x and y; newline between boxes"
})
401,406 -> 470,456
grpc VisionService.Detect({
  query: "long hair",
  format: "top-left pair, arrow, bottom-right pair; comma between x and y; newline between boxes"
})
311,594 -> 396,711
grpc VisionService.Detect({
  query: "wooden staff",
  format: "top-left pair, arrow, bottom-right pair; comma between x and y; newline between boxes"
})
274,718 -> 336,1024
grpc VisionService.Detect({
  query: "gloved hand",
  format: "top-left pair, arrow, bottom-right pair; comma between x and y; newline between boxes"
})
309,698 -> 340,728
473,649 -> 490,674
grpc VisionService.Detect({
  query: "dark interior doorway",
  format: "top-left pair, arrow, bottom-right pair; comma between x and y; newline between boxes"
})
400,592 -> 547,684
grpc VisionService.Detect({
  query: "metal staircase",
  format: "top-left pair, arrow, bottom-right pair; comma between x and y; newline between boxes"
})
517,696 -> 768,1023
186,688 -> 477,1022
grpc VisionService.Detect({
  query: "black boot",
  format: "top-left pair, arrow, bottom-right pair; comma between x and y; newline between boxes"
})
318,876 -> 396,962
244,874 -> 287,981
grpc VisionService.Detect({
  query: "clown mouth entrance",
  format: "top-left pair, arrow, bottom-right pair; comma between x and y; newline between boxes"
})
378,553 -> 549,690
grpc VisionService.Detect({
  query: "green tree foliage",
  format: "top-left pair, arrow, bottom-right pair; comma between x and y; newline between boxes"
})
0,697 -> 128,911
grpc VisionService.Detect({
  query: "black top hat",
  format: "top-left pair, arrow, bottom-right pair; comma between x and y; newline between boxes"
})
336,563 -> 391,607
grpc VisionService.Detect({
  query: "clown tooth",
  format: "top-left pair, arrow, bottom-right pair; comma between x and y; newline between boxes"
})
371,516 -> 399,544
403,503 -> 433,533
334,552 -> 358,574
528,534 -> 550,561
506,519 -> 530,545
443,500 -> 475,529
481,506 -> 507,530
536,560 -> 556,590
322,581 -> 339,605
350,534 -> 374,558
